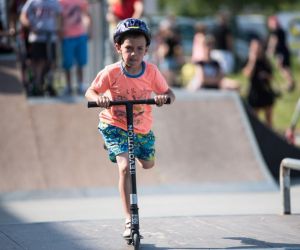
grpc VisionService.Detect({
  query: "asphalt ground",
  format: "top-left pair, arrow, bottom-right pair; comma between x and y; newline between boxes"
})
0,183 -> 299,249
0,214 -> 299,250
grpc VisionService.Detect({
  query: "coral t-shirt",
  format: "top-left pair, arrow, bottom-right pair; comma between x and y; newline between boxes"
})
90,61 -> 169,134
59,0 -> 88,38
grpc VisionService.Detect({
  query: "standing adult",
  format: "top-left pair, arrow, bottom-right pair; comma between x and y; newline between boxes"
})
154,18 -> 184,87
106,0 -> 144,62
106,0 -> 143,28
9,0 -> 30,91
191,23 -> 207,63
20,0 -> 62,96
267,15 -> 295,92
243,37 -> 276,128
59,0 -> 92,95
211,11 -> 235,74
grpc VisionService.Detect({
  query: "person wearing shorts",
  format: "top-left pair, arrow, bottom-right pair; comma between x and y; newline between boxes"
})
85,18 -> 175,238
20,0 -> 61,96
59,0 -> 91,95
99,122 -> 155,163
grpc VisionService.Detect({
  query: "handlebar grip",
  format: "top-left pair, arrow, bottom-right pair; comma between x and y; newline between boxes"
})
143,97 -> 171,105
165,97 -> 171,104
87,102 -> 98,108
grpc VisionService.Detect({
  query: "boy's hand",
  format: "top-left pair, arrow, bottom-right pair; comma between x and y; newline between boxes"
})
154,94 -> 169,107
96,95 -> 110,108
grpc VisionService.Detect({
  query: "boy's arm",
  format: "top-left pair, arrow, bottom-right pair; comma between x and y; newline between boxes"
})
154,88 -> 175,106
85,86 -> 99,102
165,88 -> 176,104
85,87 -> 110,108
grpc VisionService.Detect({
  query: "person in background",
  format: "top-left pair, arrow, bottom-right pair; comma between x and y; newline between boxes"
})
106,0 -> 143,26
9,0 -> 31,92
106,0 -> 144,62
243,37 -> 276,128
154,17 -> 185,87
20,0 -> 62,96
187,34 -> 239,91
59,0 -> 92,95
191,22 -> 207,63
285,98 -> 300,145
211,11 -> 235,74
267,15 -> 295,92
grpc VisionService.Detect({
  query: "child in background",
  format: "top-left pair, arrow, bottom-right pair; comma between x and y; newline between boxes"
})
85,18 -> 175,238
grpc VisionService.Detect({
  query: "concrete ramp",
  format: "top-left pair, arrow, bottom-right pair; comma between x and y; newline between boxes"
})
0,61 -> 277,192
0,94 -> 46,191
153,90 -> 276,190
244,102 -> 300,179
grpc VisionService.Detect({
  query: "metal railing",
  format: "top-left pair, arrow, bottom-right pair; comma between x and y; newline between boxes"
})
280,158 -> 300,214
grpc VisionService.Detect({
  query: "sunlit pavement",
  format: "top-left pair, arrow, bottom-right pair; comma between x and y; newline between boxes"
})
0,184 -> 299,249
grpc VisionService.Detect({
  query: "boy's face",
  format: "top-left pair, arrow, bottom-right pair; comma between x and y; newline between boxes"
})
116,35 -> 148,71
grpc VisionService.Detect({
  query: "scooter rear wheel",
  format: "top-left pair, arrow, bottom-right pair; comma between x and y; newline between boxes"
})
126,238 -> 132,245
133,233 -> 140,249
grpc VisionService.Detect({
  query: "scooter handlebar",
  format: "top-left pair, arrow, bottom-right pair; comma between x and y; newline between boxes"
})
87,97 -> 171,108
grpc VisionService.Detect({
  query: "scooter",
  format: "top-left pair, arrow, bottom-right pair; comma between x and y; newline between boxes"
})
88,98 -> 170,249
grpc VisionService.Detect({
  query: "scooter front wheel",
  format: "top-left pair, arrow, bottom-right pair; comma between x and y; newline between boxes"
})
133,233 -> 140,250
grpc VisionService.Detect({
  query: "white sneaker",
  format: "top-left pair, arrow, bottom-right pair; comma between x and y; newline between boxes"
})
123,220 -> 131,238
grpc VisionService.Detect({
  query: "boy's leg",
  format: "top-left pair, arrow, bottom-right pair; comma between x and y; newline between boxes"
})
116,152 -> 131,221
135,130 -> 156,170
116,152 -> 133,238
137,159 -> 155,169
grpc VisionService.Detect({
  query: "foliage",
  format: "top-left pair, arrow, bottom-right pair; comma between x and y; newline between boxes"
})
158,0 -> 300,17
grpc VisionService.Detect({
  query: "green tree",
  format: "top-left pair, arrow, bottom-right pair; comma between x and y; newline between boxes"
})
158,0 -> 300,17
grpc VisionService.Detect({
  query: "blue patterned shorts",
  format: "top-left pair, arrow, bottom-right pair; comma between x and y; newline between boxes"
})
98,122 -> 155,163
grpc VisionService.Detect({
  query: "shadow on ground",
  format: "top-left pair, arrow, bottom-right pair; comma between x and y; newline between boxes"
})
0,60 -> 23,94
225,237 -> 300,249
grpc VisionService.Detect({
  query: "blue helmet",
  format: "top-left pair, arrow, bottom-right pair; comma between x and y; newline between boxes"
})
113,18 -> 151,46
